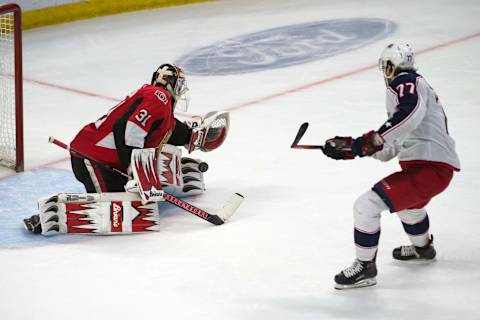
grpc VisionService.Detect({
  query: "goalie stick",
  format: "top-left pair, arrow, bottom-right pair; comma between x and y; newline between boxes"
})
290,122 -> 325,150
48,137 -> 243,225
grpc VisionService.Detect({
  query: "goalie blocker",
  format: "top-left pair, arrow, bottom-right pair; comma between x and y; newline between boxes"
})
128,144 -> 207,203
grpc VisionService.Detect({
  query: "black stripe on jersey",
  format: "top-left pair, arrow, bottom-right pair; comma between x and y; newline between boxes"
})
113,97 -> 144,169
144,118 -> 163,142
167,119 -> 192,146
378,72 -> 421,136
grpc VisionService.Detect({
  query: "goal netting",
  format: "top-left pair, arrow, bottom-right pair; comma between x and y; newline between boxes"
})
0,3 -> 23,172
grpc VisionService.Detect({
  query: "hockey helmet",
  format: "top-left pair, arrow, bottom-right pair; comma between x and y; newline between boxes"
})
378,44 -> 416,81
151,64 -> 189,111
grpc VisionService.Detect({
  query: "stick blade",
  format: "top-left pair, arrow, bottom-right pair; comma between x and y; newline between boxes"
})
292,145 -> 325,150
216,193 -> 244,222
291,122 -> 309,148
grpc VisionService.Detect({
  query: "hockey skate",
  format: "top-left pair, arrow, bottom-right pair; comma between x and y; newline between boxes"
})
334,259 -> 377,290
392,235 -> 436,262
23,214 -> 42,234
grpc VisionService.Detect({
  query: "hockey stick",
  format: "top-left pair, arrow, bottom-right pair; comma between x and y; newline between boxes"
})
48,137 -> 243,225
290,122 -> 325,150
49,137 -> 130,178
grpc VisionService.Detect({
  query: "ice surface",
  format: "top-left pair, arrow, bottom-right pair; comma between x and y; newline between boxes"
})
1,0 -> 480,319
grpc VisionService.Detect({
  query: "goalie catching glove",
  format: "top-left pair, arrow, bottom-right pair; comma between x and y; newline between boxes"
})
323,131 -> 384,160
186,111 -> 230,153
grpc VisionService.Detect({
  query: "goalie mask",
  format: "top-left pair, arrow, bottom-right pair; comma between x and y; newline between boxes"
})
378,43 -> 416,84
151,64 -> 190,111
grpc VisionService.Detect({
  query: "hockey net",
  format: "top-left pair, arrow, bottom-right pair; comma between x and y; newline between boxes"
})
0,3 -> 23,172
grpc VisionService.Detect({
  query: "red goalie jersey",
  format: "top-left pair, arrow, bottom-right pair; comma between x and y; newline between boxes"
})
70,84 -> 176,170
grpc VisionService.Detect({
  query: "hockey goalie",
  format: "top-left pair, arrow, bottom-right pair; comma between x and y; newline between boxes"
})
23,64 -> 234,235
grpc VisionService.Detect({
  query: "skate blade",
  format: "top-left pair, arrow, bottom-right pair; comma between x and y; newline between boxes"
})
393,258 -> 437,265
334,278 -> 377,290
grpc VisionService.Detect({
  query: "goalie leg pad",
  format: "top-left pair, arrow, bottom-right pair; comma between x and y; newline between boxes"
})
37,193 -> 160,236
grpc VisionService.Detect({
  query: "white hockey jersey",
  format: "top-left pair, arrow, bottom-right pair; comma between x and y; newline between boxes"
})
372,71 -> 460,171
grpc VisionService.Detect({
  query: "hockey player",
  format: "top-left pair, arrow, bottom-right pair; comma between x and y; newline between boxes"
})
322,44 -> 460,289
68,63 -> 215,193
24,63 -> 230,235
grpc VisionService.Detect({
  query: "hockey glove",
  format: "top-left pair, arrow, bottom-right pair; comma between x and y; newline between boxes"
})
323,136 -> 355,160
130,148 -> 164,204
323,131 -> 384,160
351,131 -> 384,157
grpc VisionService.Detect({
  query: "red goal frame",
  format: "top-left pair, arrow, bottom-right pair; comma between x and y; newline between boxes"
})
0,3 -> 23,172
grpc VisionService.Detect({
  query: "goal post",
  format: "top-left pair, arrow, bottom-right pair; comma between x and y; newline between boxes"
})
0,3 -> 23,172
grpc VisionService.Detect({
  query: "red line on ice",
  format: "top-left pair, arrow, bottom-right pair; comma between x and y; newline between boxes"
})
3,30 -> 478,179
226,31 -> 480,111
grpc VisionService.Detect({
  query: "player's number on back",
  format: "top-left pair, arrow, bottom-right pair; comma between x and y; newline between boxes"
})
396,82 -> 415,97
135,109 -> 152,127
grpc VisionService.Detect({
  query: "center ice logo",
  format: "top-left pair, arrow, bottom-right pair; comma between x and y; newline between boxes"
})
176,18 -> 395,76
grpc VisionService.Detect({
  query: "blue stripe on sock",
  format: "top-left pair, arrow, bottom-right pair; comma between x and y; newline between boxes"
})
402,214 -> 430,236
354,228 -> 381,248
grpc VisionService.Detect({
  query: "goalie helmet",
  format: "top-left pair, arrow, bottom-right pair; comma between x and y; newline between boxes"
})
378,43 -> 416,82
151,64 -> 189,111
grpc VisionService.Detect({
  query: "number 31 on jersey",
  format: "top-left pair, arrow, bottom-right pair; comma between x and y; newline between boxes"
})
135,109 -> 152,127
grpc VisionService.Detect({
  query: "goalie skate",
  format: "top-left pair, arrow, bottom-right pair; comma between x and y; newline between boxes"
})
23,214 -> 42,234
